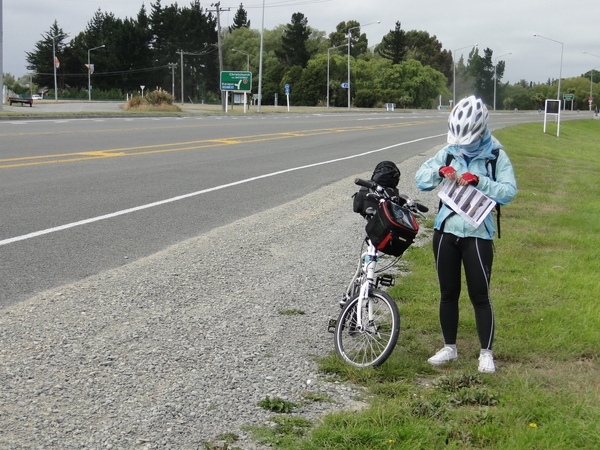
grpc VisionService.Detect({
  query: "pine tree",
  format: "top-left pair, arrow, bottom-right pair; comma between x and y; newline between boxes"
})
377,21 -> 405,64
276,12 -> 312,68
25,21 -> 69,90
467,47 -> 500,104
229,4 -> 250,33
403,30 -> 452,81
329,21 -> 368,58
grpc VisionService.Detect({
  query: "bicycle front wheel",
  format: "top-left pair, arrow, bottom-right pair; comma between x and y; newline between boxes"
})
334,288 -> 400,368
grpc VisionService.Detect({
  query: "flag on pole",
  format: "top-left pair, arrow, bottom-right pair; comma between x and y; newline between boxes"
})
85,64 -> 95,74
54,57 -> 60,69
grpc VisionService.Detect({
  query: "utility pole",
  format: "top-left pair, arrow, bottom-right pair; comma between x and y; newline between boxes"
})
177,49 -> 207,105
168,63 -> 177,98
210,2 -> 229,113
178,50 -> 185,105
0,0 -> 4,112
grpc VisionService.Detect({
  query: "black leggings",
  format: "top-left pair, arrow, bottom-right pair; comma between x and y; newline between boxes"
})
432,230 -> 495,350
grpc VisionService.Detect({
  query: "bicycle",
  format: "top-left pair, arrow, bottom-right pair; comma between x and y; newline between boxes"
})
328,178 -> 428,368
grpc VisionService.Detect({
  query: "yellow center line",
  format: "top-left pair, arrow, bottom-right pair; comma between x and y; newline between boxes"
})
0,120 -> 442,169
0,122 -> 225,138
78,151 -> 127,157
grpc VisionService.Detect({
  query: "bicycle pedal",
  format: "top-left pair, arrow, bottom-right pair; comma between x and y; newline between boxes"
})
327,318 -> 337,333
376,274 -> 395,288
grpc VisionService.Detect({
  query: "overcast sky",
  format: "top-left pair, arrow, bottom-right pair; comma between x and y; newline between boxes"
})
3,0 -> 600,85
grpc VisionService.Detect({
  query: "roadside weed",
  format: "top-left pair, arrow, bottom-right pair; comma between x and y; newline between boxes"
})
257,396 -> 298,413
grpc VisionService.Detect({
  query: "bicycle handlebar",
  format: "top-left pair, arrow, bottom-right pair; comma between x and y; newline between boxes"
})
399,194 -> 430,213
354,178 -> 378,190
354,178 -> 429,215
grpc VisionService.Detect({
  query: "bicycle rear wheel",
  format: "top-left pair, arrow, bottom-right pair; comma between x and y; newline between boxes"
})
334,288 -> 400,367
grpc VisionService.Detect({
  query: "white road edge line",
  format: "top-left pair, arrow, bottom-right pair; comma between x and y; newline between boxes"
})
1,134 -> 444,247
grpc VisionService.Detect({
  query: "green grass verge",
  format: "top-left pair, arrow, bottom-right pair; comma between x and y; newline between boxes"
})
257,120 -> 600,448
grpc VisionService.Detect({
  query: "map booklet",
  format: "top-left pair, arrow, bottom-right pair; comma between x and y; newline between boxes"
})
438,179 -> 497,228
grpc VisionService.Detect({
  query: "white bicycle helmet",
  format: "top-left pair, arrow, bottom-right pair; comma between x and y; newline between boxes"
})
448,95 -> 489,145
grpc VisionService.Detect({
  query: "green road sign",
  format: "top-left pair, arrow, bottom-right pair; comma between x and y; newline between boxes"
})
221,71 -> 252,91
563,94 -> 574,101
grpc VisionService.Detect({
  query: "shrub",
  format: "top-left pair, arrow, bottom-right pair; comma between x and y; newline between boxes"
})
355,89 -> 377,108
145,89 -> 174,106
123,89 -> 181,112
126,95 -> 144,108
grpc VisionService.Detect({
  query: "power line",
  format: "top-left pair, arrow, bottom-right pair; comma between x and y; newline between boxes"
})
36,65 -> 172,78
242,0 -> 333,8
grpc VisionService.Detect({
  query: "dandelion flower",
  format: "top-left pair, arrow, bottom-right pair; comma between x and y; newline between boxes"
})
529,423 -> 537,428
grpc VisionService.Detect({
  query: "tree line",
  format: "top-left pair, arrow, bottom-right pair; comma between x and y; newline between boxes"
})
23,1 -> 219,102
12,1 -> 599,109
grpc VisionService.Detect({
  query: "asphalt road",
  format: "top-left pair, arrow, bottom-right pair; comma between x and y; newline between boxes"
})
0,106 -> 579,307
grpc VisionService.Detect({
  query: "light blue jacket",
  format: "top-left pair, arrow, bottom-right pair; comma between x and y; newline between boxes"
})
415,137 -> 517,240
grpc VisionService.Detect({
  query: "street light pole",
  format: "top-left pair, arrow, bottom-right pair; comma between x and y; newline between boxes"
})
52,35 -> 58,102
586,66 -> 600,112
346,21 -> 380,110
453,43 -> 477,108
257,0 -> 266,112
493,52 -> 511,111
327,44 -> 347,108
534,34 -> 564,102
180,50 -> 184,104
232,48 -> 250,71
87,44 -> 105,101
0,0 -> 3,112
583,52 -> 600,111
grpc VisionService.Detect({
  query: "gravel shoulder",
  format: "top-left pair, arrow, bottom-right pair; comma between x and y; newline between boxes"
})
0,146 -> 442,449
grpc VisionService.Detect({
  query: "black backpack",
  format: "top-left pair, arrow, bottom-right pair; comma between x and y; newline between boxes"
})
353,161 -> 401,217
371,160 -> 400,188
441,149 -> 503,237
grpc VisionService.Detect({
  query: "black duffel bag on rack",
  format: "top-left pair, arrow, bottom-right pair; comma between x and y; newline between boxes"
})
352,161 -> 401,217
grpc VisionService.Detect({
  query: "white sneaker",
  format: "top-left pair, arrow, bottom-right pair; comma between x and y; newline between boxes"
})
478,351 -> 496,374
427,346 -> 458,366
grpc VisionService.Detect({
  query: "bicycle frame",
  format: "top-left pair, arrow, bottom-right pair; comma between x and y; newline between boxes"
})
354,240 -> 378,332
332,176 -> 428,367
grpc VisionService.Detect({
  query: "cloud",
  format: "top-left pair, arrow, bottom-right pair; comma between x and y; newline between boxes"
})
3,0 -> 598,84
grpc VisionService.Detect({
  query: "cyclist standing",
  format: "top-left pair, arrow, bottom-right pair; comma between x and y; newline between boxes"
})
415,96 -> 517,373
